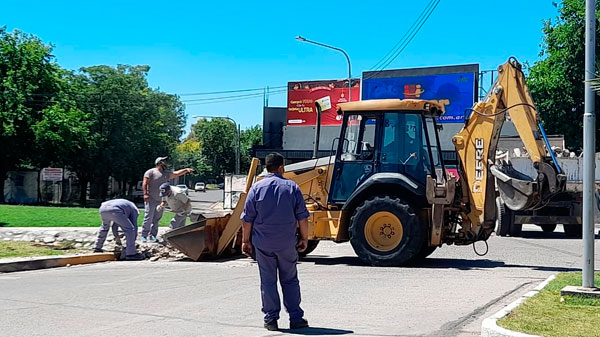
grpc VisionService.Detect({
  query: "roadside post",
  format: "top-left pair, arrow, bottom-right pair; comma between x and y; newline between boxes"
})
562,0 -> 599,298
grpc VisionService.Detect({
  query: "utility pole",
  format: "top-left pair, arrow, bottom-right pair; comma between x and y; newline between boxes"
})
295,36 -> 352,102
582,0 -> 596,289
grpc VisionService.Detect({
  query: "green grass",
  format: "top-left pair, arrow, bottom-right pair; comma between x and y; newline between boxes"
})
498,272 -> 600,337
0,205 -> 171,227
0,241 -> 80,258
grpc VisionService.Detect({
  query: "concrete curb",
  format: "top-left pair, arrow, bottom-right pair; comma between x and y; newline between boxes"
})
0,253 -> 116,273
481,275 -> 556,337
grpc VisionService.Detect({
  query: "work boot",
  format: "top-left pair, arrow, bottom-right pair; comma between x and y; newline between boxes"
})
124,253 -> 146,261
264,319 -> 278,331
290,318 -> 309,329
92,248 -> 104,253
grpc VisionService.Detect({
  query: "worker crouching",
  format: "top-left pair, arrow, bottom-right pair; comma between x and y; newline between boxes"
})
159,182 -> 192,231
93,199 -> 145,260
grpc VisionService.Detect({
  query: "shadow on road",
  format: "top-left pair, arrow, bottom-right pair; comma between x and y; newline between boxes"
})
278,327 -> 353,335
301,255 -> 579,272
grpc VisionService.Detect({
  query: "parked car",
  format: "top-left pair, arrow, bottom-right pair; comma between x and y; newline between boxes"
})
176,184 -> 189,195
194,182 -> 206,192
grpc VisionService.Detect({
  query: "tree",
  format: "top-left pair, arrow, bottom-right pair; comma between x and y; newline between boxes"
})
0,28 -> 66,202
191,118 -> 237,179
172,140 -> 212,183
527,0 -> 600,151
240,125 -> 262,173
68,65 -> 185,203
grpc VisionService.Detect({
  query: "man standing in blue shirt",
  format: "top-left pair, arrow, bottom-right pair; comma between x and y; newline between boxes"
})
241,153 -> 310,331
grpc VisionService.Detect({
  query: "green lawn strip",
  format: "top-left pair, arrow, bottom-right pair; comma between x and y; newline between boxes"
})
0,205 -> 171,227
498,272 -> 600,337
0,241 -> 80,259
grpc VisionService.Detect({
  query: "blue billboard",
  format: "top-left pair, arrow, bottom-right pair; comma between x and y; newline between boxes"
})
362,65 -> 478,123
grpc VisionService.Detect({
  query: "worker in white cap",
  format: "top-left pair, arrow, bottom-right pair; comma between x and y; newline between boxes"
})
158,182 -> 192,231
141,156 -> 193,243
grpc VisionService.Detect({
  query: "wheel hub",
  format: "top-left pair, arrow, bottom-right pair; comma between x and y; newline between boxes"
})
364,211 -> 403,252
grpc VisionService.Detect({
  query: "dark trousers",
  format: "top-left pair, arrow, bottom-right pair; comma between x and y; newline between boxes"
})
254,245 -> 304,323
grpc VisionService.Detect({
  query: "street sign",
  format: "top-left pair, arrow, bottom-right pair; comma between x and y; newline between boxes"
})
42,168 -> 63,182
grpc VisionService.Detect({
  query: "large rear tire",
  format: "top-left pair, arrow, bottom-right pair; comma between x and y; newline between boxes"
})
349,196 -> 424,266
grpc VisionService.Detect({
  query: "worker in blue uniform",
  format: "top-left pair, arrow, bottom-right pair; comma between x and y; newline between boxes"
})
93,199 -> 145,260
241,153 -> 310,331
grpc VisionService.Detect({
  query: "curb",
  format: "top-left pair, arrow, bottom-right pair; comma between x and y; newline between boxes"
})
481,275 -> 556,337
0,253 -> 116,273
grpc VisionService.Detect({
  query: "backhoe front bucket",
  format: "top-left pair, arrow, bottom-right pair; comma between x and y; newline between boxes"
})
163,213 -> 235,261
163,158 -> 260,261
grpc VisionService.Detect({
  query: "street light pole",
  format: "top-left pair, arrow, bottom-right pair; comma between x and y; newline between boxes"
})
582,0 -> 596,289
296,36 -> 352,102
191,115 -> 240,175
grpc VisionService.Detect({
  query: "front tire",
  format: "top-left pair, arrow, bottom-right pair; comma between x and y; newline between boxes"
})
349,196 -> 424,266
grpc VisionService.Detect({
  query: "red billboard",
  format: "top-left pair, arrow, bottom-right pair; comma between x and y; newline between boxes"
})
287,79 -> 360,126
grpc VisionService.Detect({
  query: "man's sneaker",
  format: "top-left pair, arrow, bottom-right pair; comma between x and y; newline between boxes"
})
140,237 -> 148,243
290,318 -> 309,329
92,248 -> 104,253
148,235 -> 159,243
264,319 -> 278,331
124,253 -> 146,261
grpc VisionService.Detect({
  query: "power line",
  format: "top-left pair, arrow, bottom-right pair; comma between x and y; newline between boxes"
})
370,0 -> 438,71
184,90 -> 286,106
365,0 -> 441,79
179,86 -> 286,96
181,89 -> 286,103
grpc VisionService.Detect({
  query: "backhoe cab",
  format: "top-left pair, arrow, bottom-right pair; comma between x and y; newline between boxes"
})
324,99 -> 448,265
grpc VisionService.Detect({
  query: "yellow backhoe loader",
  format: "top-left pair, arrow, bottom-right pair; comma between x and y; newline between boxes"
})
165,57 -> 566,266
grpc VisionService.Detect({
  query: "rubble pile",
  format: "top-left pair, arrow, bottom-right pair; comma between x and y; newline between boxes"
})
496,146 -> 578,160
138,242 -> 188,262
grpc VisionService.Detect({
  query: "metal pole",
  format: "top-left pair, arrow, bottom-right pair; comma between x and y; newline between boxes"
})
296,36 -> 352,101
583,0 -> 596,289
313,103 -> 322,158
236,123 -> 241,175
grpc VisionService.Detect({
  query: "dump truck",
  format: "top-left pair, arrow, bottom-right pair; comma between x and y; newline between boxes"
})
165,57 -> 566,266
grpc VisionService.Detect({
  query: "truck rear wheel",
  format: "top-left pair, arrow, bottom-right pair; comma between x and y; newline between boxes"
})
541,224 -> 557,233
496,197 -> 520,237
564,224 -> 582,238
349,196 -> 424,266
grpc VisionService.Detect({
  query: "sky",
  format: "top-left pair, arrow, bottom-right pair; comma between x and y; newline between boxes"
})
1,1 -> 560,134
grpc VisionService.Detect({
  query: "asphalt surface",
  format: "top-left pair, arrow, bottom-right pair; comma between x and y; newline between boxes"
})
188,189 -> 224,210
1,224 -> 599,337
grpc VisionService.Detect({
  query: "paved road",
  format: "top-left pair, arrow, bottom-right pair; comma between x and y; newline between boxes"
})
189,189 -> 224,204
1,225 -> 599,337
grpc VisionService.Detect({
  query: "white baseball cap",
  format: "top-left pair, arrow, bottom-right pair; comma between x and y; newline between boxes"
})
155,156 -> 168,166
